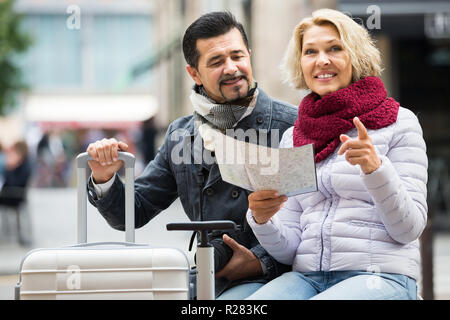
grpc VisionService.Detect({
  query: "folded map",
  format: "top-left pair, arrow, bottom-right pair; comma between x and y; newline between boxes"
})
214,132 -> 318,197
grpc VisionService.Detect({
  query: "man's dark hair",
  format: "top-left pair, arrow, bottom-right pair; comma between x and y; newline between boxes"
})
182,11 -> 249,70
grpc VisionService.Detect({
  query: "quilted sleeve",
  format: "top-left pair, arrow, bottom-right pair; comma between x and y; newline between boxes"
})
246,197 -> 302,265
361,108 -> 428,244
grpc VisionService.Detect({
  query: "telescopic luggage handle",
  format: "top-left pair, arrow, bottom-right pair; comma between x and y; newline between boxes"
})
167,220 -> 237,300
76,151 -> 136,244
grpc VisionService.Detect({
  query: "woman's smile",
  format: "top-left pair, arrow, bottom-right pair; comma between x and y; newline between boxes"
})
314,71 -> 338,82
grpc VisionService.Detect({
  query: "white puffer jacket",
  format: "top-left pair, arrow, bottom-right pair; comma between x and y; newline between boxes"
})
247,107 -> 428,281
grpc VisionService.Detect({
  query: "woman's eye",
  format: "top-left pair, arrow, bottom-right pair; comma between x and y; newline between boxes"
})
331,46 -> 342,52
304,49 -> 315,55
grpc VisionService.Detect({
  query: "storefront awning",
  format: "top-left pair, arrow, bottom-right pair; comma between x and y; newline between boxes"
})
24,93 -> 158,129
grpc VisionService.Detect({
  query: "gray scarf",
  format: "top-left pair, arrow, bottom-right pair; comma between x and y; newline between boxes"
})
190,83 -> 259,151
192,83 -> 258,129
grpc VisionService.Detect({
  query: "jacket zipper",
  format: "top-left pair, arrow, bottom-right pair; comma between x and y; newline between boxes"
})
318,159 -> 333,272
319,229 -> 324,271
319,201 -> 330,271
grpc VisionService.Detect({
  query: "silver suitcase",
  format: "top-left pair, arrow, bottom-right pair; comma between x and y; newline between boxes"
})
15,152 -> 190,300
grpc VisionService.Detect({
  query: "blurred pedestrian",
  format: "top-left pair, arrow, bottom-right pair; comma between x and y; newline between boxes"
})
0,140 -> 32,208
246,9 -> 427,300
139,117 -> 158,164
0,142 -> 5,189
36,130 -> 68,187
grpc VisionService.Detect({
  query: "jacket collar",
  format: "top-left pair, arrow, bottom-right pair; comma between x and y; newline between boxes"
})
186,88 -> 273,188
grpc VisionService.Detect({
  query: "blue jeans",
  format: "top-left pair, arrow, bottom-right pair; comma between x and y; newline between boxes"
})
217,282 -> 265,300
246,271 -> 417,300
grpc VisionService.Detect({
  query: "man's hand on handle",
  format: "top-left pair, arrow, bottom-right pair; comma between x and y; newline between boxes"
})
86,138 -> 129,184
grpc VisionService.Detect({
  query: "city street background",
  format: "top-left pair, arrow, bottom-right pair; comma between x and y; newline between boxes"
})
1,0 -> 450,300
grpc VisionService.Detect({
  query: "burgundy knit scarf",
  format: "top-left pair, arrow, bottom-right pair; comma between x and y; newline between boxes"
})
293,76 -> 399,163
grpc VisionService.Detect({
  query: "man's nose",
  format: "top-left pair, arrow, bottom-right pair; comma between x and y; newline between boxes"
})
223,58 -> 238,74
316,51 -> 331,67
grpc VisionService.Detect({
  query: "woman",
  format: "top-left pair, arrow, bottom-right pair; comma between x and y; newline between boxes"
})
245,9 -> 427,300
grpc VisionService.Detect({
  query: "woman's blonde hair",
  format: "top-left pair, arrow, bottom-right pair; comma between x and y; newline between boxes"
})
281,8 -> 382,89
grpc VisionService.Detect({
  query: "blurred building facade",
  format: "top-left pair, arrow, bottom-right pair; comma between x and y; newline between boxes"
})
14,0 -> 155,92
11,0 -> 159,186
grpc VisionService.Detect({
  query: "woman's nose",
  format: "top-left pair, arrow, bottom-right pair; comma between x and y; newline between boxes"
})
316,51 -> 331,67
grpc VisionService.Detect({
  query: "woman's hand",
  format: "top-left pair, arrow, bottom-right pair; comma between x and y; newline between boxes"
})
248,190 -> 288,224
338,117 -> 381,174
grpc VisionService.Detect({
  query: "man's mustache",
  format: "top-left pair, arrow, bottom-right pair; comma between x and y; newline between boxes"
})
219,72 -> 248,84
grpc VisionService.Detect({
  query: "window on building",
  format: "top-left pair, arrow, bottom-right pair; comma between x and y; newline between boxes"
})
16,13 -> 154,92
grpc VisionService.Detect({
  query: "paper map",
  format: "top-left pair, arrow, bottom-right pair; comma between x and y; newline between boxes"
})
214,133 -> 318,196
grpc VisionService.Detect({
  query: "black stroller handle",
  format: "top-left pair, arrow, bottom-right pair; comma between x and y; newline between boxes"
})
166,220 -> 237,232
167,220 -> 237,247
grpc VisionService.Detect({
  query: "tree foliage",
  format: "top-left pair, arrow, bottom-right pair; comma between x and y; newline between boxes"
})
0,0 -> 32,115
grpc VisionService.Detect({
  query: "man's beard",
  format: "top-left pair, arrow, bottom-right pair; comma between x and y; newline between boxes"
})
218,71 -> 251,103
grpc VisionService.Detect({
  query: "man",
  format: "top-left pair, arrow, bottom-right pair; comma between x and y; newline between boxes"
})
86,11 -> 297,299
